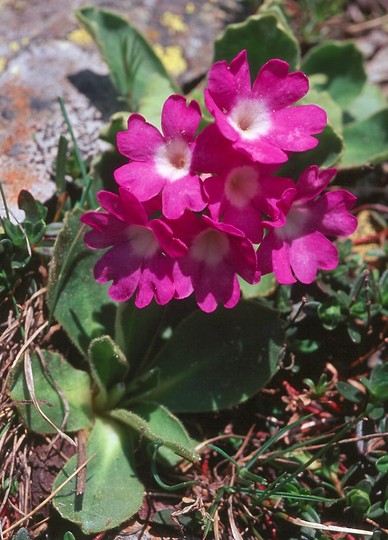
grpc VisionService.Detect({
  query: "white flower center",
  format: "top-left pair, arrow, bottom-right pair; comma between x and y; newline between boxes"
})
127,225 -> 159,258
190,229 -> 230,266
228,98 -> 271,140
278,204 -> 309,241
224,166 -> 259,208
155,139 -> 191,181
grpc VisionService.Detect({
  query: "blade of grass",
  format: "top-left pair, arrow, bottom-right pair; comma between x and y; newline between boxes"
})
243,414 -> 313,471
58,98 -> 94,208
55,135 -> 69,193
0,182 -> 10,221
149,443 -> 196,491
255,413 -> 362,503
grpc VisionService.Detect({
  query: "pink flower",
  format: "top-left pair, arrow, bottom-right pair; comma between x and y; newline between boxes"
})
204,51 -> 327,165
170,212 -> 260,313
114,94 -> 207,219
81,189 -> 187,307
192,124 -> 296,243
257,166 -> 358,284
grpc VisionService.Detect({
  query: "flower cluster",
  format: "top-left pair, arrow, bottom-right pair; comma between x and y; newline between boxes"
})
82,51 -> 357,313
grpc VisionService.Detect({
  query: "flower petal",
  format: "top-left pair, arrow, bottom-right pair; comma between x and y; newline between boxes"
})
268,105 -> 327,152
82,218 -> 126,249
229,50 -> 252,95
236,136 -> 289,164
114,162 -> 166,201
204,90 -> 240,144
117,113 -> 164,160
258,176 -> 296,228
149,219 -> 188,258
253,60 -> 309,109
257,233 -> 296,284
206,59 -> 239,111
161,173 -> 207,219
295,166 -> 336,203
161,94 -> 201,141
135,256 -> 175,307
94,243 -> 141,302
192,124 -> 231,173
173,259 -> 194,299
289,232 -> 338,283
222,203 -> 263,244
96,189 -> 148,225
311,190 -> 358,236
192,261 -> 238,313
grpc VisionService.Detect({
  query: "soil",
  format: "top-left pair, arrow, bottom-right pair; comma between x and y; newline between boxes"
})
29,438 -> 76,518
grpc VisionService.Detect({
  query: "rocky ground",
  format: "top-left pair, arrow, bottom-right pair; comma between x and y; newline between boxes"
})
0,0 -> 248,221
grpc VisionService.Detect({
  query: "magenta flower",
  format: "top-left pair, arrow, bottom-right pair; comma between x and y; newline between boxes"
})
114,94 -> 207,219
81,189 -> 187,307
257,166 -> 358,284
170,212 -> 260,313
204,51 -> 327,164
192,124 -> 296,243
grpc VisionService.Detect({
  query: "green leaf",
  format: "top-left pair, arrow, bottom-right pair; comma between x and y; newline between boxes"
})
340,108 -> 388,168
336,381 -> 364,404
137,73 -> 177,128
317,299 -> 347,330
346,488 -> 371,514
257,0 -> 293,30
143,301 -> 284,412
367,502 -> 384,519
88,335 -> 128,391
23,220 -> 46,246
53,417 -> 144,534
350,301 -> 381,321
375,455 -> 388,474
3,220 -> 30,250
361,363 -> 388,402
10,350 -> 93,434
215,14 -> 300,76
345,82 -> 387,123
300,88 -> 343,134
18,190 -> 47,222
87,335 -> 128,411
75,7 -> 176,111
347,322 -> 362,344
63,533 -> 76,540
277,125 -> 343,179
12,529 -> 30,540
110,404 -> 199,465
126,368 -> 160,402
366,405 -> 385,421
99,112 -> 129,146
239,273 -> 277,299
291,338 -> 320,354
302,41 -> 366,108
47,208 -> 117,354
114,300 -> 165,373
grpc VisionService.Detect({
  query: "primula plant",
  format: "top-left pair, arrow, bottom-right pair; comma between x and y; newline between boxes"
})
7,2 -> 388,538
81,52 -> 356,313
